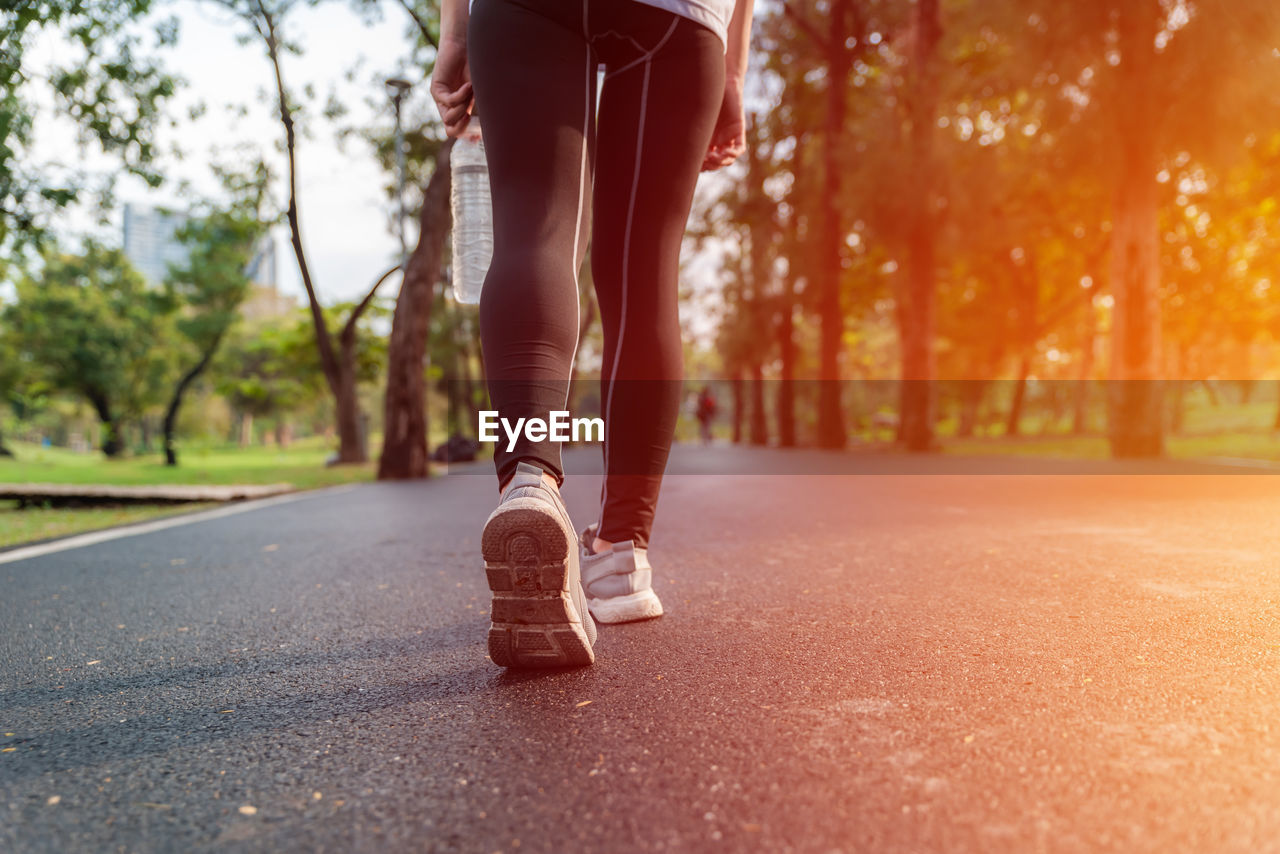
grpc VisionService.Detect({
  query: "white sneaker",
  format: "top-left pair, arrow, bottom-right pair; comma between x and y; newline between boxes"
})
579,524 -> 664,624
482,462 -> 596,667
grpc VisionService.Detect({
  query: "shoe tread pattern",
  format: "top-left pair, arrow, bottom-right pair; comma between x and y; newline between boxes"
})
482,498 -> 594,668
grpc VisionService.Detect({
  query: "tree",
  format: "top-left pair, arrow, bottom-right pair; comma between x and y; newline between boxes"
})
371,0 -> 470,479
741,115 -> 776,446
0,328 -> 19,456
773,0 -> 942,449
894,0 -> 943,451
769,119 -> 810,450
1,1 -> 176,254
161,164 -> 273,465
214,299 -> 388,450
937,77 -> 1109,441
1156,129 -> 1280,431
693,141 -> 765,446
378,139 -> 453,479
1105,2 -> 1166,456
216,318 -> 324,443
779,0 -> 864,449
209,0 -> 391,463
5,243 -> 173,456
1013,0 -> 1280,456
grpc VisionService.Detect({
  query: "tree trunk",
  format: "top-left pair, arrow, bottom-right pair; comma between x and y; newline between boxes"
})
897,0 -> 941,452
815,0 -> 852,450
378,140 -> 455,480
258,8 -> 367,462
1072,294 -> 1098,435
447,336 -> 464,438
776,299 -> 796,447
1108,2 -> 1164,458
731,373 -> 745,444
1006,259 -> 1038,439
88,393 -> 122,458
460,316 -> 481,436
104,417 -> 121,457
1006,355 -> 1031,438
163,342 -> 220,467
749,361 -> 768,446
335,328 -> 365,463
1273,380 -> 1280,430
331,264 -> 401,465
442,296 -> 482,440
742,121 -> 772,451
740,116 -> 774,451
777,139 -> 802,449
239,412 -> 254,448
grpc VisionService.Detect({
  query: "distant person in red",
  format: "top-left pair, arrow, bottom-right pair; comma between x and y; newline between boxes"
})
433,0 -> 754,667
696,385 -> 718,444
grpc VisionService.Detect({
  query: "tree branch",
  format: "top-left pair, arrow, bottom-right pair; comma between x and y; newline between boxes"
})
252,0 -> 340,393
394,0 -> 438,50
342,263 -> 402,342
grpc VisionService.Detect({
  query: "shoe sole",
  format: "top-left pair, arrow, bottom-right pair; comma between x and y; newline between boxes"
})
588,589 -> 664,624
482,497 -> 594,668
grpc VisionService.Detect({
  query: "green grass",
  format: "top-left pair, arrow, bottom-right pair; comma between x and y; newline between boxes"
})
2,400 -> 1275,549
937,398 -> 1280,463
0,437 -> 376,489
1167,432 -> 1280,462
943,429 -> 1280,463
942,435 -> 1113,459
0,438 -> 376,549
0,501 -> 219,550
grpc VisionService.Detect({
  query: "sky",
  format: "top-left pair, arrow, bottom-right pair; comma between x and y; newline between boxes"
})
38,1 -> 416,304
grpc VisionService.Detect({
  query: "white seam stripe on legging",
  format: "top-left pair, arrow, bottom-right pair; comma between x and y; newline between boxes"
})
566,0 -> 591,388
604,18 -> 679,79
598,17 -> 679,538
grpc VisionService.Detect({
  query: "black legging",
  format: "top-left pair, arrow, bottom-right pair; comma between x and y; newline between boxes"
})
469,0 -> 723,548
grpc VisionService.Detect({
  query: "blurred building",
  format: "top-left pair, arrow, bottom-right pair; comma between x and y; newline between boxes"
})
244,235 -> 277,289
241,238 -> 296,321
122,203 -> 189,286
122,202 -> 294,320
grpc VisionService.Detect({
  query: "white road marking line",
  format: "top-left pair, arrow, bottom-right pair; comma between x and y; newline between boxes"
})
0,485 -> 359,566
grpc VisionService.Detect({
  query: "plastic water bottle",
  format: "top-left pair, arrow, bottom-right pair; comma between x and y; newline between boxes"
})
450,118 -> 493,304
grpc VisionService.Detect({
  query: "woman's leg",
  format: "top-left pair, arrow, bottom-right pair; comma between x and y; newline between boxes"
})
589,7 -> 724,548
469,0 -> 602,668
468,0 -> 595,490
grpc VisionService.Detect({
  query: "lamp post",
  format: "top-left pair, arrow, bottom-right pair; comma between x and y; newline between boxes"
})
385,77 -> 413,264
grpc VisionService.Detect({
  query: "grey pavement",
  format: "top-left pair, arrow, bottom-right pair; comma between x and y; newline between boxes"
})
2,445 -> 1280,853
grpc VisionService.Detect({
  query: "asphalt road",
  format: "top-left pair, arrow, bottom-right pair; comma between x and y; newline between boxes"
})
3,445 -> 1280,853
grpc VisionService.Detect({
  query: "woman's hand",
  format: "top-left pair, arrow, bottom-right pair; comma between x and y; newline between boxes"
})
431,36 -> 474,138
702,81 -> 746,171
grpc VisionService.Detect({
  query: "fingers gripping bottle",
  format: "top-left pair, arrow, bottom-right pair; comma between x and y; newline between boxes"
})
450,118 -> 493,304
